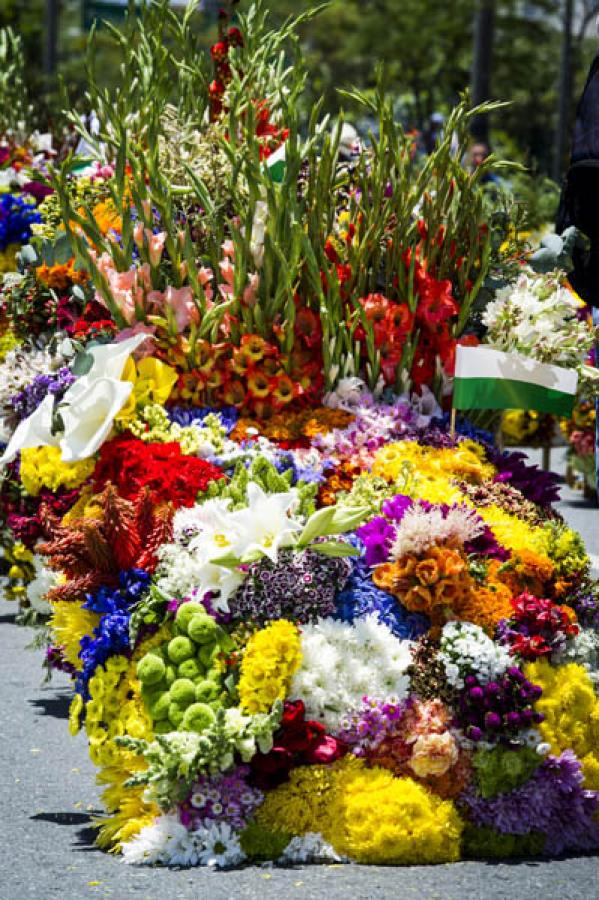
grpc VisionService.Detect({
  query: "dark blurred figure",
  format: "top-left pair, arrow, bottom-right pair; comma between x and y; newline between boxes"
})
422,112 -> 445,155
557,51 -> 599,307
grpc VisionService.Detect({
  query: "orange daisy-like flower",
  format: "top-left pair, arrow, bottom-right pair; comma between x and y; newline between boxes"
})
247,370 -> 272,399
272,374 -> 295,406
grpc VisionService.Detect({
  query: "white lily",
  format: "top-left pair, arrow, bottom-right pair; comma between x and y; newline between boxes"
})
229,481 -> 302,563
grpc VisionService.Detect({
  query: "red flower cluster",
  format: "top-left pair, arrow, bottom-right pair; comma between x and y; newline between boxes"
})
57,297 -> 117,341
354,292 -> 414,384
209,25 -> 243,119
249,700 -> 346,788
500,591 -> 579,660
92,435 -> 225,506
6,486 -> 81,549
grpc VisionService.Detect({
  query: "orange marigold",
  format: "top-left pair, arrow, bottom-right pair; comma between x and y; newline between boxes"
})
453,582 -> 514,636
36,260 -> 88,291
493,549 -> 554,598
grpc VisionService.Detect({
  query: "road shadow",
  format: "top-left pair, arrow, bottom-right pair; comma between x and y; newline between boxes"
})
31,810 -> 102,853
29,691 -> 71,719
0,612 -> 17,624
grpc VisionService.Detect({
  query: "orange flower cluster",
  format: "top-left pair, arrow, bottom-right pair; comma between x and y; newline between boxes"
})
36,260 -> 88,292
230,406 -> 354,443
373,545 -> 473,627
453,581 -> 513,636
318,460 -> 362,506
373,546 -> 524,635
168,312 -> 325,417
496,549 -> 555,598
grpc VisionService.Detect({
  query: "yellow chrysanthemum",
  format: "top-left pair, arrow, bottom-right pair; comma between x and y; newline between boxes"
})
524,659 -> 599,790
20,446 -> 95,497
238,620 -> 302,714
477,505 -> 546,557
372,440 -> 495,488
49,601 -> 100,669
256,757 -> 463,865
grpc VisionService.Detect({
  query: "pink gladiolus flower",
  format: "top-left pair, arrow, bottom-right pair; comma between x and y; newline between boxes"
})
221,239 -> 235,259
146,230 -> 167,267
166,285 -> 199,332
243,273 -> 260,307
133,222 -> 144,248
219,258 -> 235,286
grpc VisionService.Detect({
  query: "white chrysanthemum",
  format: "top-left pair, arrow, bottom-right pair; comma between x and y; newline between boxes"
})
196,822 -> 246,869
121,814 -> 198,866
291,614 -> 412,732
439,621 -> 512,689
390,503 -> 484,560
280,832 -> 346,864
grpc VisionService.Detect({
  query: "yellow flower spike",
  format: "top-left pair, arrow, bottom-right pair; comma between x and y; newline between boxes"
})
238,620 -> 302,714
69,695 -> 84,736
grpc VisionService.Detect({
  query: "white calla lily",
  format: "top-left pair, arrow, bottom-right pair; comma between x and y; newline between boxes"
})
0,394 -> 59,465
59,376 -> 134,462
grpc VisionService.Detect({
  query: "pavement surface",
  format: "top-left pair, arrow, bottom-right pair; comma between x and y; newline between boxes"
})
1,447 -> 599,900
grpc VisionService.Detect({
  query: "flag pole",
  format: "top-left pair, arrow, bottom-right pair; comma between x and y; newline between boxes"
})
450,406 -> 456,439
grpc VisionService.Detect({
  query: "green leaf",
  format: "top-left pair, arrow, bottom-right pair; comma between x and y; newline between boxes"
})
70,350 -> 94,377
310,541 -> 361,558
296,506 -> 337,547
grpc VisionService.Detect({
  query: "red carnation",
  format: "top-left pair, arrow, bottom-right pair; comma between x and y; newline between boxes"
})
93,435 -> 225,508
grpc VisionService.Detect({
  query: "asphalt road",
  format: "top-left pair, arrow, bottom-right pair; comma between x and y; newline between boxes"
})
1,447 -> 598,900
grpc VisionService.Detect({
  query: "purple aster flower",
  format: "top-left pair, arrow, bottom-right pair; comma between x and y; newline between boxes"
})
460,751 -> 599,855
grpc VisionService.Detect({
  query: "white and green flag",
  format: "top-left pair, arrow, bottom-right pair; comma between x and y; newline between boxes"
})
266,143 -> 286,183
453,345 -> 578,417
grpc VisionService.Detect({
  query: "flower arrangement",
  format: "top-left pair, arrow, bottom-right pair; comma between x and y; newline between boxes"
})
1,0 -> 599,873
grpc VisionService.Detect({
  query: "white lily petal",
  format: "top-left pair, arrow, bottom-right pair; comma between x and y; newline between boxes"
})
59,377 -> 133,461
65,333 -> 150,404
0,395 -> 59,465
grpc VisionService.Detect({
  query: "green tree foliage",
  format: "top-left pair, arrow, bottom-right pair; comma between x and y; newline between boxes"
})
1,0 -> 597,173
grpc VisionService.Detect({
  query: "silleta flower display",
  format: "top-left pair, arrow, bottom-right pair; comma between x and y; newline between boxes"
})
1,0 -> 599,871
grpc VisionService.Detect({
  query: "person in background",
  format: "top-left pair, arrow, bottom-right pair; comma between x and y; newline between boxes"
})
466,140 -> 500,184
